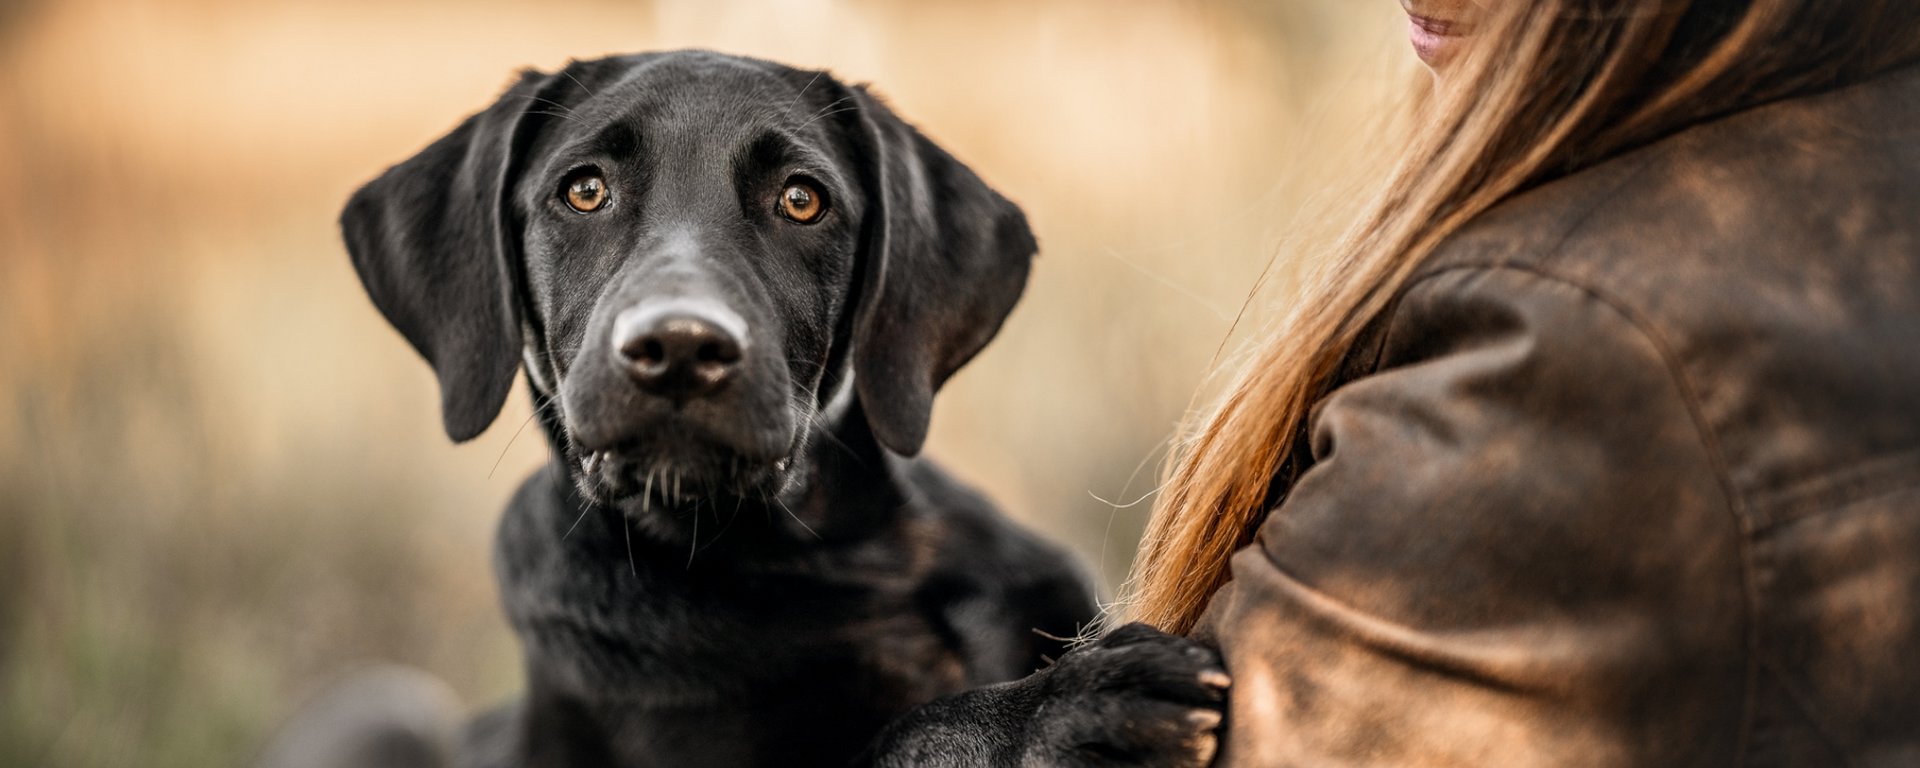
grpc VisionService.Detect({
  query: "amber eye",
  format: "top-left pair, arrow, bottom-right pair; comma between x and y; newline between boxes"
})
564,174 -> 608,213
778,181 -> 825,223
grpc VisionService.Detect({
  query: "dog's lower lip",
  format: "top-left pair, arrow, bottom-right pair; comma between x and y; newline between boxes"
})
574,442 -> 797,507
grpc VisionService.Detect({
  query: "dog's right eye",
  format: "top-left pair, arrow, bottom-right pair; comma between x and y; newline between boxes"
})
564,174 -> 609,213
778,181 -> 826,224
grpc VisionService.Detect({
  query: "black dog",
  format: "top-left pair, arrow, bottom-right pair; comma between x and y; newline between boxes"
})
335,50 -> 1104,767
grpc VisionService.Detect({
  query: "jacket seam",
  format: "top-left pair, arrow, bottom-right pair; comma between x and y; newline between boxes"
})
1750,447 -> 1920,530
1391,260 -> 1761,766
1371,143 -> 1658,379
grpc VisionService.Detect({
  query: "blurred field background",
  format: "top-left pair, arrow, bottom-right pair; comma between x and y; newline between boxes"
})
0,0 -> 1412,765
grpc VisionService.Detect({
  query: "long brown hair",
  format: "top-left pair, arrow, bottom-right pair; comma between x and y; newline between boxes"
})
1127,0 -> 1920,635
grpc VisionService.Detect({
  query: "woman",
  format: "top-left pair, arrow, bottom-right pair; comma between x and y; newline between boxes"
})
872,0 -> 1920,765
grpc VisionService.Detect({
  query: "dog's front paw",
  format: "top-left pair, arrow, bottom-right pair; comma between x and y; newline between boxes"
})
1017,623 -> 1229,767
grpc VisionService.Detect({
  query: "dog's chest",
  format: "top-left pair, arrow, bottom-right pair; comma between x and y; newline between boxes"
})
515,581 -> 971,768
511,553 -> 969,703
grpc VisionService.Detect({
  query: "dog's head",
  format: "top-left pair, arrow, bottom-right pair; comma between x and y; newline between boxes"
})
342,51 -> 1033,536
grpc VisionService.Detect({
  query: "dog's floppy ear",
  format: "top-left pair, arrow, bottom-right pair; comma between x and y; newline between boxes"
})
840,85 -> 1038,457
341,70 -> 559,442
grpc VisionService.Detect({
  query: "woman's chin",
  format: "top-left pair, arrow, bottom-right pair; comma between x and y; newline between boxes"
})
1408,16 -> 1471,70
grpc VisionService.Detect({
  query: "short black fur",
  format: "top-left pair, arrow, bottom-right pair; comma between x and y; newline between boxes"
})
339,50 -> 1096,768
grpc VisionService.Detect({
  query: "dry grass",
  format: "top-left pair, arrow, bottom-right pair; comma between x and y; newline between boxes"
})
0,0 -> 1409,764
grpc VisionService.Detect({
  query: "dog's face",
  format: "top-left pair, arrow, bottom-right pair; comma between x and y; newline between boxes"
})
343,51 -> 1034,538
519,57 -> 869,513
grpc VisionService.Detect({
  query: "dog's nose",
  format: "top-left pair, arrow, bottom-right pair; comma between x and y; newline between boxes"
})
612,301 -> 746,399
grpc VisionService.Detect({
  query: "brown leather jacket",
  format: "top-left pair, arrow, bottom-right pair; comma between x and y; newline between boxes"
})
1195,63 -> 1920,766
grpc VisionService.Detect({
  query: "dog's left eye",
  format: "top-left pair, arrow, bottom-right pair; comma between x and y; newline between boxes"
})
778,181 -> 826,224
564,174 -> 609,213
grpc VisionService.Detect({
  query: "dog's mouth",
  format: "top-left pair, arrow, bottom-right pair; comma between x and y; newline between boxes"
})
563,402 -> 812,526
558,378 -> 805,509
574,440 -> 793,511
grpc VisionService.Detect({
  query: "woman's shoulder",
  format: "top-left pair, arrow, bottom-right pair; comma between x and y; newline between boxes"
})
1424,61 -> 1920,306
1383,61 -> 1920,518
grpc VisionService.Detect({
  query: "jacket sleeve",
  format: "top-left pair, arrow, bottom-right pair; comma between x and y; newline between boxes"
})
1195,266 -> 1750,766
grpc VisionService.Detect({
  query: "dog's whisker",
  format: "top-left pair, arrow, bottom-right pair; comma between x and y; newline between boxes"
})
623,511 -> 638,579
510,93 -> 582,117
783,356 -> 830,387
802,94 -> 851,120
521,108 -> 589,127
523,339 -> 580,364
774,497 -> 821,540
591,458 -> 614,512
785,70 -> 825,114
786,392 -> 864,465
558,67 -> 598,99
794,96 -> 853,131
561,501 -> 594,541
798,105 -> 860,131
490,395 -> 565,479
566,439 -> 611,510
489,411 -> 542,479
687,507 -> 699,569
694,497 -> 744,556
